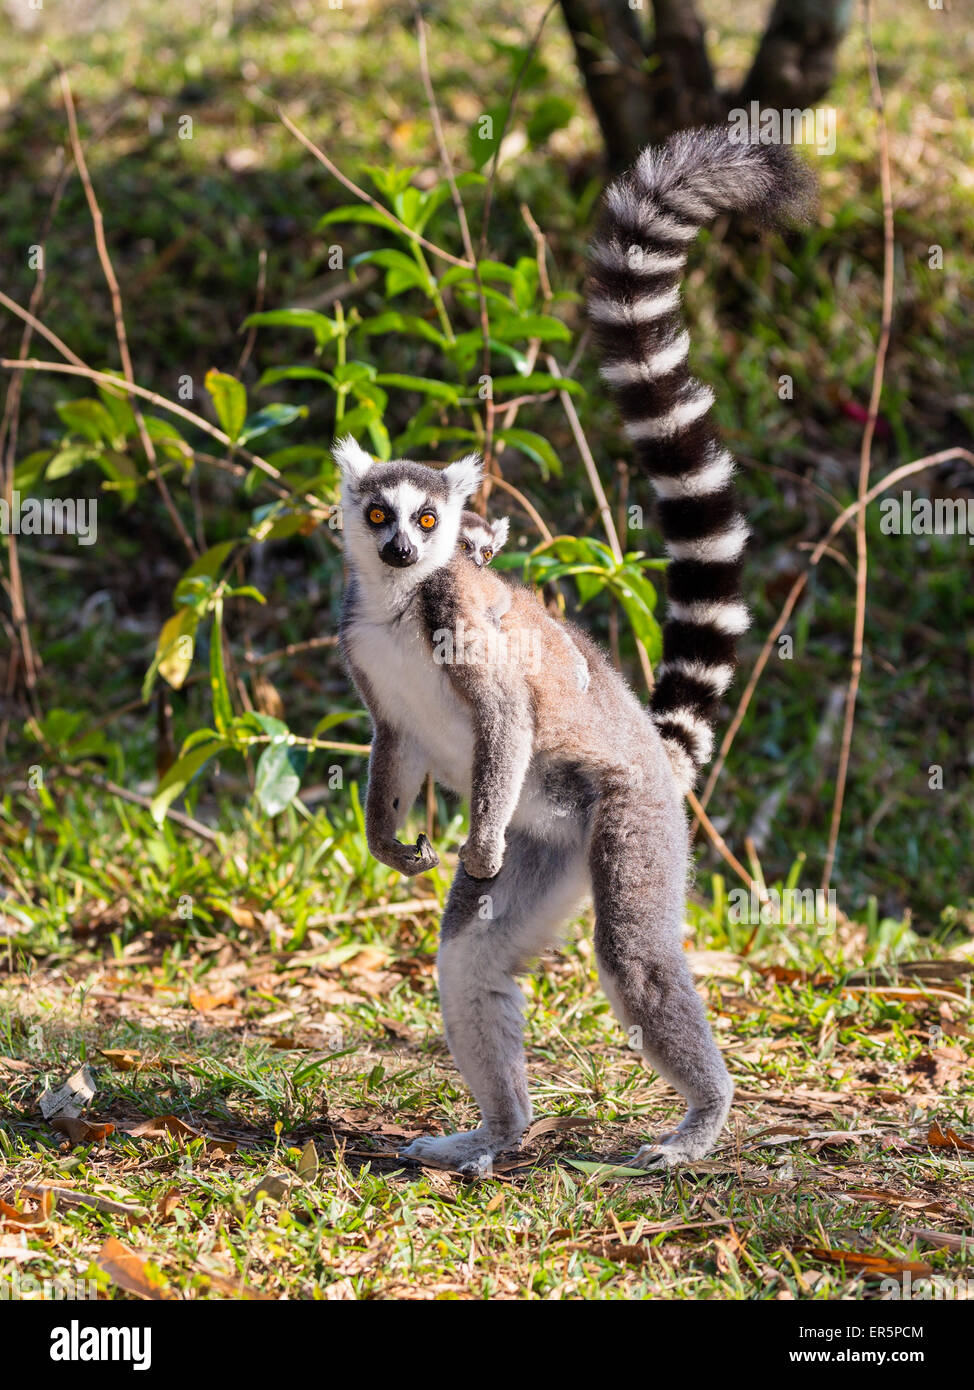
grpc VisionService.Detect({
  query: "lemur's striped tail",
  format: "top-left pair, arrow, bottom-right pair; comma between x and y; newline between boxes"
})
587,127 -> 813,792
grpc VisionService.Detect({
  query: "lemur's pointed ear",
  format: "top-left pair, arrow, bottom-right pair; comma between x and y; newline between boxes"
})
490,517 -> 510,551
442,453 -> 483,500
333,436 -> 373,486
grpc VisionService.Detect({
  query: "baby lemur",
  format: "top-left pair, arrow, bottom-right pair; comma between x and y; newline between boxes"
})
338,129 -> 811,1174
459,510 -> 508,568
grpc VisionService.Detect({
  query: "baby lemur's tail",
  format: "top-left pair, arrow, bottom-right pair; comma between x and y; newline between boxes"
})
587,127 -> 813,792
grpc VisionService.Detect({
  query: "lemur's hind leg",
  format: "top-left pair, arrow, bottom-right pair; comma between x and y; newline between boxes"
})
590,775 -> 732,1168
401,827 -> 588,1176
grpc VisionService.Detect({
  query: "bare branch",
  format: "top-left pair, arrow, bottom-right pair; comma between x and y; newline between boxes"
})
277,105 -> 472,270
58,69 -> 197,559
821,0 -> 895,892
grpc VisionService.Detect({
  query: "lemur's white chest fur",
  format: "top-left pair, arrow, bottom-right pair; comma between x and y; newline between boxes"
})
345,606 -> 475,795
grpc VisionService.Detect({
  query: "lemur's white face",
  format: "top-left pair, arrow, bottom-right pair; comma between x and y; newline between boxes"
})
335,437 -> 482,591
459,513 -> 510,568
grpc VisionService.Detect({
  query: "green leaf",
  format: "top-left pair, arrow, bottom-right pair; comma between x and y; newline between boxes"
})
250,512 -> 312,542
141,608 -> 200,700
243,309 -> 338,349
356,312 -> 448,348
366,417 -> 392,461
317,204 -> 401,235
495,428 -> 562,478
44,445 -> 90,482
255,739 -> 308,817
96,378 -> 137,439
55,398 -> 116,444
526,95 -> 575,145
151,740 -> 229,827
491,314 -> 571,344
182,540 -> 237,583
311,709 -> 368,739
238,711 -> 289,740
350,249 -> 431,298
238,402 -> 308,445
95,450 -> 140,506
257,366 -> 336,389
373,374 -> 460,402
467,103 -> 505,170
361,164 -> 420,200
209,598 -> 234,733
12,450 -> 53,491
491,373 -> 584,398
562,1160 -> 649,1179
204,369 -> 247,443
614,584 -> 662,664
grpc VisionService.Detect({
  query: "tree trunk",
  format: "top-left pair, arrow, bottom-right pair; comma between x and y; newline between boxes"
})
646,0 -> 722,140
557,0 -> 853,169
558,0 -> 656,171
741,0 -> 855,109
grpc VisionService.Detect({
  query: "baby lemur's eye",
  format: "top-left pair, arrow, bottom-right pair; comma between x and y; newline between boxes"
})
419,512 -> 437,530
459,539 -> 470,551
483,548 -> 493,562
368,507 -> 386,525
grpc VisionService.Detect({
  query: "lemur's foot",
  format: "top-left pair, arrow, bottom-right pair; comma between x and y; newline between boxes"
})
377,833 -> 439,877
458,838 -> 504,880
400,1127 -> 516,1177
630,1103 -> 728,1169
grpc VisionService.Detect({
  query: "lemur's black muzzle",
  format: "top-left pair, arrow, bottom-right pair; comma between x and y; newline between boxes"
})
380,532 -> 418,568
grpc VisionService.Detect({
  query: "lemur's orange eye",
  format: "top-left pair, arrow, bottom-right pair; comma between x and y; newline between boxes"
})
459,539 -> 470,550
483,548 -> 493,562
368,507 -> 386,525
419,512 -> 437,530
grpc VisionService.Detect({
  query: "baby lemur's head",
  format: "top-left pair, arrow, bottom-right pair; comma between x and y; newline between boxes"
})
459,510 -> 509,568
334,436 -> 481,585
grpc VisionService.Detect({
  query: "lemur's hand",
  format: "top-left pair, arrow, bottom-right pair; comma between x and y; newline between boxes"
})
375,833 -> 439,877
459,835 -> 504,880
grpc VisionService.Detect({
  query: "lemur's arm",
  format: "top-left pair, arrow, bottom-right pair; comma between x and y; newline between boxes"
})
350,662 -> 438,876
461,682 -> 533,879
421,568 -> 533,880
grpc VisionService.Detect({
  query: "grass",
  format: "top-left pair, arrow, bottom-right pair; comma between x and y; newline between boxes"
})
1,788 -> 973,1299
1,0 -> 973,1300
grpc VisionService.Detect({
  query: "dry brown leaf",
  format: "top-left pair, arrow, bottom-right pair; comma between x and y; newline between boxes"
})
842,1188 -> 951,1214
96,1236 -> 174,1300
154,1189 -> 183,1222
296,1140 -> 319,1182
188,981 -> 238,1012
926,1121 -> 974,1152
903,1226 -> 971,1253
522,1115 -> 597,1145
243,1173 -> 291,1207
376,1016 -> 413,1039
795,1246 -> 932,1279
38,1063 -> 96,1119
715,1225 -> 746,1274
343,946 -> 390,975
0,1190 -> 54,1231
99,1048 -> 142,1072
224,903 -> 258,930
50,1116 -> 115,1145
118,1114 -> 237,1153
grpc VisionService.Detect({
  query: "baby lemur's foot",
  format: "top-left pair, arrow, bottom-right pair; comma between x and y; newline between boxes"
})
630,1102 -> 729,1169
399,1127 -> 517,1177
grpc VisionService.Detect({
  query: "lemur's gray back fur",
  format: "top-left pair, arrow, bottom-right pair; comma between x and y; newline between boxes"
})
588,128 -> 812,789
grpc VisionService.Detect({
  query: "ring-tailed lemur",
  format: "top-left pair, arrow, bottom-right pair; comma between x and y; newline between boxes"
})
459,509 -> 510,627
338,129 -> 811,1175
459,510 -> 508,568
